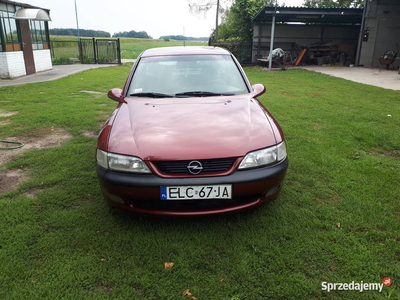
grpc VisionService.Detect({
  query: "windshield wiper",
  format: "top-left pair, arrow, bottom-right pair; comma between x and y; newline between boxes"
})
129,92 -> 173,98
175,91 -> 234,97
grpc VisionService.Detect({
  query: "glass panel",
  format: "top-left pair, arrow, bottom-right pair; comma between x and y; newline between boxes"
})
2,12 -> 19,44
29,20 -> 36,42
30,20 -> 48,45
41,30 -> 46,42
41,22 -> 47,42
4,18 -> 12,43
38,21 -> 44,42
9,18 -> 18,43
36,21 -> 42,42
1,17 -> 5,37
1,4 -> 23,51
7,4 -> 16,13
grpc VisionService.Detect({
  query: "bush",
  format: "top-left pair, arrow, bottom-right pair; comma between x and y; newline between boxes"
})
52,56 -> 73,65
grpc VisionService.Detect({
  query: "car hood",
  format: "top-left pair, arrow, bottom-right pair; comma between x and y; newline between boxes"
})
107,96 -> 277,160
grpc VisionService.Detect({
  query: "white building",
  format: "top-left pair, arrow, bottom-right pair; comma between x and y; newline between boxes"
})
0,0 -> 52,79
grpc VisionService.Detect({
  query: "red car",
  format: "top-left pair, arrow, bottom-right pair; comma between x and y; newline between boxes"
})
96,46 -> 288,216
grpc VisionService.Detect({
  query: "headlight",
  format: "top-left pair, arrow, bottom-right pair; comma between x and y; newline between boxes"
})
238,142 -> 287,170
96,149 -> 151,174
96,149 -> 108,169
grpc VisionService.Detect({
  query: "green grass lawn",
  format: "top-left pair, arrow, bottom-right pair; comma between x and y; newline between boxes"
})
0,65 -> 399,299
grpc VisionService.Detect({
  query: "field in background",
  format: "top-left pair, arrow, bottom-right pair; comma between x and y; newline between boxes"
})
50,36 -> 208,63
117,37 -> 208,59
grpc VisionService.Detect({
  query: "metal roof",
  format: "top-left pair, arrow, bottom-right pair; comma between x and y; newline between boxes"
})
253,6 -> 363,25
0,0 -> 49,11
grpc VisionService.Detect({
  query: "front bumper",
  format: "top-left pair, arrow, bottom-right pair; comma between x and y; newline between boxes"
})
96,157 -> 288,216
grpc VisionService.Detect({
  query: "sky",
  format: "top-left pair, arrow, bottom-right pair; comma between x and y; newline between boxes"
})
26,0 -> 304,39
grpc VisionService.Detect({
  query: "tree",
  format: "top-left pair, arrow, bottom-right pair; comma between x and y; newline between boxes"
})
188,0 -> 233,38
303,0 -> 364,8
113,30 -> 152,39
216,0 -> 274,41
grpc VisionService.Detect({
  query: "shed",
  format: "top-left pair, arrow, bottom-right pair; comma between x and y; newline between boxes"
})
252,6 -> 363,66
0,0 -> 52,79
252,1 -> 400,69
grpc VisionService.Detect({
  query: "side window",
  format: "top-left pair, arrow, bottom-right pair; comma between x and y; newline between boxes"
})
0,8 -> 21,51
30,20 -> 49,50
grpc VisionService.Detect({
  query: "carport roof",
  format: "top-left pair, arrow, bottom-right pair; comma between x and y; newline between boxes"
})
253,6 -> 363,25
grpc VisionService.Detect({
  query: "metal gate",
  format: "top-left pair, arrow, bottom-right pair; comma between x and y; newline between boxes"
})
51,38 -> 121,65
96,39 -> 121,64
80,38 -> 96,64
80,38 -> 121,64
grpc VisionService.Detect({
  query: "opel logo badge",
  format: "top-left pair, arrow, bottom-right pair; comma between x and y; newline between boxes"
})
187,161 -> 203,175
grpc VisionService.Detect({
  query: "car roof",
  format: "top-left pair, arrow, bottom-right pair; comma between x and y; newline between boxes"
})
140,46 -> 231,58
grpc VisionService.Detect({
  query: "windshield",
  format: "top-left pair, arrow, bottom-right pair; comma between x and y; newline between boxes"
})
128,54 -> 249,97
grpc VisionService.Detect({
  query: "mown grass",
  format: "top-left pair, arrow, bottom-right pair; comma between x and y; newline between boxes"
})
50,36 -> 207,60
0,65 -> 399,300
117,38 -> 207,59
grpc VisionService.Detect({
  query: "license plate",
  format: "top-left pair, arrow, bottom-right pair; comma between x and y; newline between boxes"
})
160,185 -> 232,200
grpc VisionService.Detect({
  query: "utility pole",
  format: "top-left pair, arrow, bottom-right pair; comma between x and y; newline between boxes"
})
268,0 -> 278,72
74,0 -> 80,41
215,0 -> 220,39
188,0 -> 222,40
355,0 -> 368,67
74,0 -> 82,62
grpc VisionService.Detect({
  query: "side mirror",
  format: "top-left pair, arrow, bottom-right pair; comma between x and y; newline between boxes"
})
251,84 -> 266,97
107,88 -> 126,103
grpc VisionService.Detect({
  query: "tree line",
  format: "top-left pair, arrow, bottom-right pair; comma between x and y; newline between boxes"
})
49,28 -> 152,39
112,30 -> 152,39
49,28 -> 111,37
160,35 -> 208,41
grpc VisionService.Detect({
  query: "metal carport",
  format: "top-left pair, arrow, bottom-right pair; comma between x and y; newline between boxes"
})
252,6 -> 363,69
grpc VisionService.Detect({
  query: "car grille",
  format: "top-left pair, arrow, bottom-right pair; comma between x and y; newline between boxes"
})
152,157 -> 238,174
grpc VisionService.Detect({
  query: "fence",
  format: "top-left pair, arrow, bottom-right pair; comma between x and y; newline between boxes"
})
50,38 -> 121,65
50,40 -> 80,64
210,40 -> 253,64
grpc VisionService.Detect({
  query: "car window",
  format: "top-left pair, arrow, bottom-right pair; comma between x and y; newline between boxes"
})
128,55 -> 249,96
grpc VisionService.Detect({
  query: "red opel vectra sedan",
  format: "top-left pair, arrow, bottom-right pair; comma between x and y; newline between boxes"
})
96,46 -> 288,216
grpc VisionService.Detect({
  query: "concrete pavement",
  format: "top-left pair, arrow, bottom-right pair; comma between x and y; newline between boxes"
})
298,65 -> 400,91
0,64 -> 116,87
